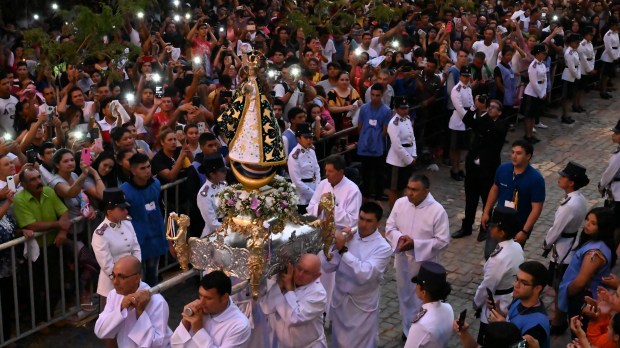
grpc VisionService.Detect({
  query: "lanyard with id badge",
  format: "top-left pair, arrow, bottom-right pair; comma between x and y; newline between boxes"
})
505,171 -> 521,210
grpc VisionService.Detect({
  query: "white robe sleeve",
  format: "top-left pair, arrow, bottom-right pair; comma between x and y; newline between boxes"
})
412,208 -> 450,261
281,287 -> 327,326
171,324 -> 213,348
319,245 -> 341,273
306,182 -> 324,217
94,291 -> 127,339
334,188 -> 362,230
385,202 -> 404,252
340,243 -> 392,285
127,298 -> 172,348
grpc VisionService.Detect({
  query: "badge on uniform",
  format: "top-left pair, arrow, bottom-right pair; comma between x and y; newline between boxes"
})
412,308 -> 427,323
292,148 -> 301,160
95,223 -> 108,236
393,118 -> 399,126
200,186 -> 209,197
490,245 -> 503,258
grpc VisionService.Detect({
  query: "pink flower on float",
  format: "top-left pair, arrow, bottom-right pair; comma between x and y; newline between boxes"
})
250,197 -> 260,210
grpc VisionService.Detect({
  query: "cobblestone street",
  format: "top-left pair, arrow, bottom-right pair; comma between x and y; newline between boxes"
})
21,89 -> 620,348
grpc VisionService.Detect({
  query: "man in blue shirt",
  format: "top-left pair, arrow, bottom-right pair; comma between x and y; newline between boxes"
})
357,84 -> 391,201
121,153 -> 168,286
488,261 -> 551,348
481,140 -> 545,259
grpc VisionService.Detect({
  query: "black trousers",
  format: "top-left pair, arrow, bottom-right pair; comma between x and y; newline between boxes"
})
359,155 -> 385,198
31,244 -> 62,323
462,162 -> 494,231
0,275 -> 15,341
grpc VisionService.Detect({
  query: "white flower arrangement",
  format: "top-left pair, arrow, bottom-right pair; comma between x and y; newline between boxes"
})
216,175 -> 300,233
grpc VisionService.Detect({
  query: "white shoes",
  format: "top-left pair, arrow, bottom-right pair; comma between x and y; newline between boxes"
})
535,122 -> 548,129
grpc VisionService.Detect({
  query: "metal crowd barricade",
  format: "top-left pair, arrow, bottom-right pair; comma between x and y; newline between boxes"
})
159,177 -> 188,273
0,215 -> 90,347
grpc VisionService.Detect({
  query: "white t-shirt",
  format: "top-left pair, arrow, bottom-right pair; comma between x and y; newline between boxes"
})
370,37 -> 383,55
472,40 -> 500,70
0,95 -> 18,137
361,46 -> 378,59
80,101 -> 97,123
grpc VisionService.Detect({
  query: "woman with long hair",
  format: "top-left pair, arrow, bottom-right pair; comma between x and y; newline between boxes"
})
327,71 -> 362,132
84,151 -> 118,209
558,207 -> 617,332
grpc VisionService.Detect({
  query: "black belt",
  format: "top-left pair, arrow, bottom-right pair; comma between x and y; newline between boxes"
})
575,66 -> 579,69
301,178 -> 315,183
402,144 -> 413,148
560,231 -> 578,238
613,47 -> 618,49
537,81 -> 544,84
495,287 -> 514,295
586,58 -> 593,61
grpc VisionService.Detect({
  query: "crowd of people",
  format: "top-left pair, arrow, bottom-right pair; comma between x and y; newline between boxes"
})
1,0 -> 620,347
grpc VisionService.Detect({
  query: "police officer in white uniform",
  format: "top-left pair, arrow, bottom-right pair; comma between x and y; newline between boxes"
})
560,34 -> 581,124
473,206 -> 524,344
385,174 -> 450,340
523,44 -> 548,143
577,27 -> 596,113
386,97 -> 416,206
599,119 -> 620,229
448,66 -> 474,181
404,261 -> 454,348
543,161 -> 589,334
196,154 -> 228,237
288,123 -> 320,214
92,188 -> 142,307
600,17 -> 620,99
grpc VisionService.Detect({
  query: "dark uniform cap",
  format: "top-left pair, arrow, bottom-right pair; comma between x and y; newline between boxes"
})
394,96 -> 409,109
566,33 -> 581,43
532,44 -> 547,55
295,123 -> 313,137
102,188 -> 130,210
489,206 -> 520,237
612,119 -> 620,133
559,161 -> 590,188
199,153 -> 227,174
411,261 -> 449,291
460,65 -> 472,76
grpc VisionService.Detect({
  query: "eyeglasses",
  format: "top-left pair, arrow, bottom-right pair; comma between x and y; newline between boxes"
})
110,272 -> 139,280
513,275 -> 534,287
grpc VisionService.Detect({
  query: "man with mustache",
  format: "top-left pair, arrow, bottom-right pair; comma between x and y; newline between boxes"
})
13,167 -> 73,323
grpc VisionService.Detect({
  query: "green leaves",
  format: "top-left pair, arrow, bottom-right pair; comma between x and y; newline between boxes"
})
22,0 -> 147,80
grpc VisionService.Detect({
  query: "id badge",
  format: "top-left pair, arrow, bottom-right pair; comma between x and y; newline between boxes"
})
505,200 -> 515,209
369,119 -> 378,126
145,202 -> 156,211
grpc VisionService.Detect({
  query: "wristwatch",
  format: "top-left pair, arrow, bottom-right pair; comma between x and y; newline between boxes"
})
338,246 -> 348,255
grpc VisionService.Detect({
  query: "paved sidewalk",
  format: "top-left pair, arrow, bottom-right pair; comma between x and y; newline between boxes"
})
19,90 -> 620,348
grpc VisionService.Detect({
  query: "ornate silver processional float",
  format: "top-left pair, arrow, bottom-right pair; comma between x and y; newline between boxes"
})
158,51 -> 337,299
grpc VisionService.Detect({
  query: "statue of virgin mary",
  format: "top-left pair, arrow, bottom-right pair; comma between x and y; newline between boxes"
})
217,51 -> 286,189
